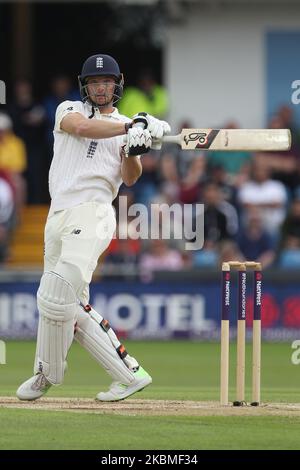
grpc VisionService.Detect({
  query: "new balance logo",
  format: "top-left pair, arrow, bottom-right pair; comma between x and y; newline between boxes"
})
71,229 -> 81,235
87,140 -> 98,158
96,57 -> 103,68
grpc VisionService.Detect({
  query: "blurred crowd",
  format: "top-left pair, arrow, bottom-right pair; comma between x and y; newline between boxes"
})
1,74 -> 300,277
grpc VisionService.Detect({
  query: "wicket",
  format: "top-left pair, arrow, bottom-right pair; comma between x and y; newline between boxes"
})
220,261 -> 262,406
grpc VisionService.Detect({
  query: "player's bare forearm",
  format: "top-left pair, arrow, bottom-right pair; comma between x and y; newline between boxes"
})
121,154 -> 142,186
61,113 -> 127,139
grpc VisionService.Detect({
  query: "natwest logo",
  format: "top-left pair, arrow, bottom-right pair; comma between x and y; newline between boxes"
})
224,280 -> 230,306
256,280 -> 262,306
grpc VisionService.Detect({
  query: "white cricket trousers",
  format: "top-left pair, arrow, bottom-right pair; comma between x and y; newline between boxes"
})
44,201 -> 116,304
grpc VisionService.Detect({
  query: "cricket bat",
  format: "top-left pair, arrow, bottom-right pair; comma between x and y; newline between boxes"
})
154,128 -> 291,151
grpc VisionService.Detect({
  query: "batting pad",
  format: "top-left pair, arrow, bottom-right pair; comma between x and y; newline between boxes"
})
36,271 -> 77,385
87,305 -> 139,371
75,309 -> 135,384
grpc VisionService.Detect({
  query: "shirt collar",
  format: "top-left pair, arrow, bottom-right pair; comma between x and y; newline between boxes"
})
84,101 -> 119,117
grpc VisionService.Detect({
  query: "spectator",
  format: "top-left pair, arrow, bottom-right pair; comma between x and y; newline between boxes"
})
208,121 -> 252,185
131,150 -> 160,206
118,70 -> 168,118
44,75 -> 80,148
219,240 -> 243,265
277,104 -> 300,157
208,164 -> 237,205
201,182 -> 239,243
9,79 -> 48,203
254,114 -> 300,193
193,240 -> 218,268
139,239 -> 184,282
147,194 -> 187,251
104,237 -> 140,279
236,209 -> 275,268
237,162 -> 287,237
159,151 -> 181,203
160,121 -> 206,205
278,236 -> 300,269
179,154 -> 206,204
0,113 -> 27,218
0,175 -> 15,262
279,194 -> 300,247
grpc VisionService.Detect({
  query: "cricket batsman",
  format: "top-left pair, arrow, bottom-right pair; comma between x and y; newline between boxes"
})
17,54 -> 170,401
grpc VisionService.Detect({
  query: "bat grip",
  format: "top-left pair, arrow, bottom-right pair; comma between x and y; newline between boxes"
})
152,135 -> 179,145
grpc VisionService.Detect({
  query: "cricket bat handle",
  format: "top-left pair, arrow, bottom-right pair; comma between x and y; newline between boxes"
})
155,135 -> 181,145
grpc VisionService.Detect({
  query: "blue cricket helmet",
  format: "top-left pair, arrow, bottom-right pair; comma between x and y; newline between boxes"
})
78,54 -> 124,106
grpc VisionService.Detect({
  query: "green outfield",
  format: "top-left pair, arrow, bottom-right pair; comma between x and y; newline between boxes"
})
1,340 -> 300,450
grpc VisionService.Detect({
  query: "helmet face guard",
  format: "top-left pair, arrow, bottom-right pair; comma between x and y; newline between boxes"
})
78,74 -> 124,107
78,54 -> 124,107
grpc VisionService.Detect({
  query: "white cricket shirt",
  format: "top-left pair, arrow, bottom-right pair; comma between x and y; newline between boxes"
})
49,100 -> 131,214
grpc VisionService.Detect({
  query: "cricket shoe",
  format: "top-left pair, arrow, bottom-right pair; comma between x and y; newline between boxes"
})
16,362 -> 67,401
96,366 -> 152,402
16,373 -> 52,401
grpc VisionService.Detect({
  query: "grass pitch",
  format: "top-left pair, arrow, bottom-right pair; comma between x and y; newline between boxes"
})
1,340 -> 300,449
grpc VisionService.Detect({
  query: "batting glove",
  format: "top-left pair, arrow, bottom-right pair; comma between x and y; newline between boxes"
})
124,127 -> 152,156
132,113 -> 171,149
